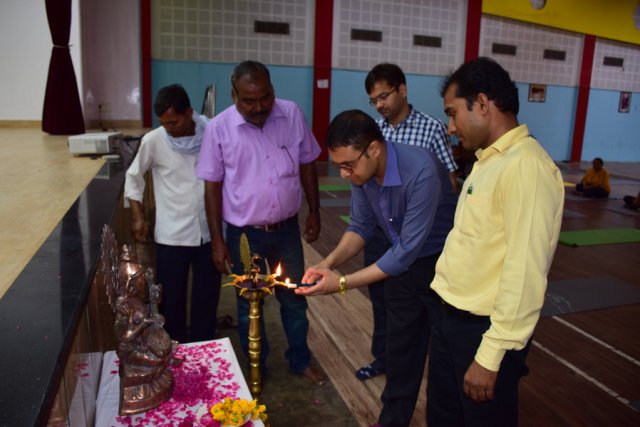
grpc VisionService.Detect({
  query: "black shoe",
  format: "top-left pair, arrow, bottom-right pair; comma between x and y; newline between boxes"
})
355,363 -> 384,381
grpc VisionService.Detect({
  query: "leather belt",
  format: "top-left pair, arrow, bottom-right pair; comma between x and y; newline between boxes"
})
248,215 -> 298,232
440,298 -> 481,319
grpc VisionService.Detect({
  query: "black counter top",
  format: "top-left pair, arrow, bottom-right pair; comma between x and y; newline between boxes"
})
0,142 -> 137,426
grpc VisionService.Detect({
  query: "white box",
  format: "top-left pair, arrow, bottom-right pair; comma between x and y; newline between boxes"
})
68,132 -> 122,155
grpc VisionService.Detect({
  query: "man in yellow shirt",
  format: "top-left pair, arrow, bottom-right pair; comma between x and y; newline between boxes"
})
574,157 -> 610,198
428,57 -> 564,427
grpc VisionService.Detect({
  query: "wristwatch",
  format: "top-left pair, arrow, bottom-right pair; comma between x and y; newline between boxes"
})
338,274 -> 348,295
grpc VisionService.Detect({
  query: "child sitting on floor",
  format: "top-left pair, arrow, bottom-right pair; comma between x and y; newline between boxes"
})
574,157 -> 610,199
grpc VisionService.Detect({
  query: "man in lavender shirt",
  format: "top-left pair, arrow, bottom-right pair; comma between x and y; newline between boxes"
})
196,61 -> 326,385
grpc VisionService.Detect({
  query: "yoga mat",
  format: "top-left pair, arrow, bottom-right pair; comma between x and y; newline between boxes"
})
564,192 -> 593,201
558,228 -> 640,246
564,192 -> 615,202
340,215 -> 350,224
562,209 -> 587,219
541,276 -> 640,317
319,183 -> 352,192
604,205 -> 640,217
320,198 -> 351,208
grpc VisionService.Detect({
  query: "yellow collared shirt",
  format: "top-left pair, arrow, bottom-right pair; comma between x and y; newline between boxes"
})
431,124 -> 564,371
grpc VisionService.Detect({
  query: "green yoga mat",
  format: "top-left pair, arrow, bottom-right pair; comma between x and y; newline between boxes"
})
319,183 -> 351,192
559,228 -> 640,247
340,215 -> 350,224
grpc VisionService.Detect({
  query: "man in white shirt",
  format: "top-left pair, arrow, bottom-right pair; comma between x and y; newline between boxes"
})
124,84 -> 221,343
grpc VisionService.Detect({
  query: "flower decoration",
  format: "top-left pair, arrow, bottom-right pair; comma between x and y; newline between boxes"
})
209,398 -> 267,426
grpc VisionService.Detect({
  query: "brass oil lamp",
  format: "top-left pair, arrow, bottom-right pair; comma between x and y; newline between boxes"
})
223,233 -> 292,400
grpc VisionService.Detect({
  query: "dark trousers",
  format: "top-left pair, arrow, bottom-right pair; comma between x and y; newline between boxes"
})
155,242 -> 221,343
427,303 -> 531,427
364,226 -> 392,371
576,183 -> 609,198
378,254 -> 441,427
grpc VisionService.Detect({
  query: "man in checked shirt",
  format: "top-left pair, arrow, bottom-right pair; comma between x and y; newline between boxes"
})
354,63 -> 459,382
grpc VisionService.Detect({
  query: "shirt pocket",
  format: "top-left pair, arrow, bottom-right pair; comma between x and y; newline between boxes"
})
274,144 -> 299,178
458,194 -> 489,238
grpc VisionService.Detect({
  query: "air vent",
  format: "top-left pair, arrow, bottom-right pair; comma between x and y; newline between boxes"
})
254,21 -> 290,35
492,43 -> 517,56
413,35 -> 442,48
603,56 -> 624,67
543,49 -> 566,61
351,29 -> 382,42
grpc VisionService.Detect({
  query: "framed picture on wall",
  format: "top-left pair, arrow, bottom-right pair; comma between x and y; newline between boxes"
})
619,92 -> 631,113
528,84 -> 546,102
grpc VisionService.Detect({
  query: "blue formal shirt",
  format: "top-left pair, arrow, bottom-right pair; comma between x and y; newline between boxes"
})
347,141 -> 457,276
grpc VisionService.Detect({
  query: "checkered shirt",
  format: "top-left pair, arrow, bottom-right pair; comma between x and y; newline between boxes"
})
377,107 -> 457,173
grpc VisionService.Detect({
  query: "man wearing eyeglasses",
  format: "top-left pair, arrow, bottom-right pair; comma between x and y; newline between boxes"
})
366,63 -> 459,192
353,63 -> 460,384
296,110 -> 457,427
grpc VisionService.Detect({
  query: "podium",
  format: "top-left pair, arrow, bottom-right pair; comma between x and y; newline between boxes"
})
95,338 -> 264,426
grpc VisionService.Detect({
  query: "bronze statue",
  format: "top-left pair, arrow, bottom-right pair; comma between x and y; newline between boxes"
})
101,226 -> 182,416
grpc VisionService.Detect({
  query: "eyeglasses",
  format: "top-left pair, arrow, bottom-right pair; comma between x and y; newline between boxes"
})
369,88 -> 398,106
334,144 -> 371,174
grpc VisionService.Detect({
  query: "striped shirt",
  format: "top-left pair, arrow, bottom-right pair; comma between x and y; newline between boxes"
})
377,106 -> 458,173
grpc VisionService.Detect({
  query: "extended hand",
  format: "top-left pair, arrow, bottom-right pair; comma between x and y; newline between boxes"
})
295,267 -> 338,296
463,360 -> 498,402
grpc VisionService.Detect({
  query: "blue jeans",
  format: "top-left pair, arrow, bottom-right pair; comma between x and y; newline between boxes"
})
226,217 -> 311,373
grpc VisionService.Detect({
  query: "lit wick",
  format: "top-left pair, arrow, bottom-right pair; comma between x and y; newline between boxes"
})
285,278 -> 297,289
275,263 -> 282,279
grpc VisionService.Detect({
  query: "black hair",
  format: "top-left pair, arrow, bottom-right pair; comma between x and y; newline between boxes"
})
440,57 -> 519,115
364,63 -> 406,94
153,84 -> 191,117
325,110 -> 384,151
593,157 -> 604,166
230,60 -> 272,92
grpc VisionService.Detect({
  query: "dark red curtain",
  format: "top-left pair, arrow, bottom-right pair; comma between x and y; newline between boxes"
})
42,0 -> 85,135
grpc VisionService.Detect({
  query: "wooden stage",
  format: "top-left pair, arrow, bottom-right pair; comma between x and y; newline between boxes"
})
0,128 -> 108,298
304,162 -> 640,426
1,127 -> 639,426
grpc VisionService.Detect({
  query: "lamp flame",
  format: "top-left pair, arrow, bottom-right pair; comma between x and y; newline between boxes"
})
275,263 -> 282,277
284,277 -> 297,289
